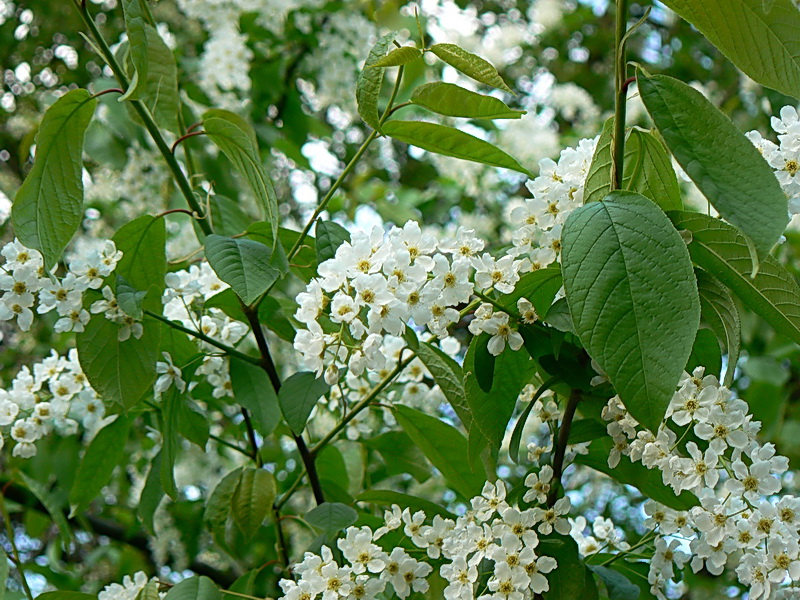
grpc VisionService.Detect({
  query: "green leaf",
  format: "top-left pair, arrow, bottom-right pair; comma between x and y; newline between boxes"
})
588,565 -> 640,600
204,234 -> 284,305
160,389 -> 180,500
687,328 -> 723,378
496,267 -> 563,317
658,0 -> 800,99
203,110 -> 279,241
382,120 -> 530,174
356,32 -> 397,130
539,535 -> 599,600
278,371 -> 330,435
368,46 -> 423,67
246,223 -> 313,282
305,502 -> 358,532
561,191 -> 700,431
69,415 -> 133,516
164,577 -> 220,600
204,467 -> 242,544
429,43 -> 513,93
177,397 -> 210,449
16,470 -> 72,542
12,89 -> 96,269
77,313 -> 160,408
410,82 -> 525,119
696,270 -> 741,386
671,211 -> 800,345
622,129 -> 682,212
638,71 -> 788,261
464,335 -> 535,448
363,431 -> 431,483
583,117 -> 614,205
112,215 -> 167,296
229,358 -> 281,437
116,275 -> 146,319
315,221 -> 351,265
472,334 -> 496,393
0,546 -> 6,600
393,404 -> 485,498
37,594 -> 97,600
575,437 -> 698,510
136,581 -> 159,600
414,342 -> 471,428
137,452 -> 164,535
231,467 -> 276,538
123,18 -> 180,132
355,489 -> 455,519
208,195 -> 252,237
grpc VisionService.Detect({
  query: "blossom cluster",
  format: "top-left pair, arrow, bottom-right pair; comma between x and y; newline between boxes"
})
0,349 -> 108,457
748,105 -> 800,218
602,367 -> 800,600
0,238 -> 122,333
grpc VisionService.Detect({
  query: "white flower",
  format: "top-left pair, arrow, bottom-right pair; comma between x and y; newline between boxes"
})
483,312 -> 524,356
338,526 -> 386,574
473,254 -> 521,294
472,480 -> 508,521
532,497 -> 571,535
441,555 -> 478,600
155,352 -> 186,394
523,466 -> 553,504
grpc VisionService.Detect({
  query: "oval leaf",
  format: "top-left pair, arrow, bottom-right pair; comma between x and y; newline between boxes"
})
356,32 -> 397,130
622,128 -> 682,212
411,82 -> 525,119
278,371 -> 330,435
429,43 -> 512,93
231,467 -> 276,538
382,120 -> 530,174
315,221 -> 351,265
562,191 -> 701,431
368,46 -> 422,68
164,577 -> 220,600
204,234 -> 284,306
638,71 -> 788,261
229,357 -> 281,437
305,502 -> 358,532
12,89 -> 96,269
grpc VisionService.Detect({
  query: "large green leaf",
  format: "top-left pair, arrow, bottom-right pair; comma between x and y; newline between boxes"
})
123,17 -> 180,133
695,269 -> 741,386
203,110 -> 279,241
561,192 -> 700,431
638,71 -> 788,261
204,467 -> 242,546
658,0 -> 800,99
410,82 -> 524,119
393,404 -> 485,498
382,120 -> 530,175
113,215 -> 167,296
12,89 -> 96,269
204,234 -> 284,306
305,502 -> 358,532
231,467 -> 276,539
464,334 -> 536,448
583,117 -> 614,205
77,312 -> 160,408
163,577 -> 220,600
575,438 -> 698,510
356,33 -> 396,130
367,46 -> 422,68
69,415 -> 133,516
670,211 -> 800,345
414,342 -> 471,428
622,129 -> 682,212
278,371 -> 330,435
229,357 -> 281,436
429,43 -> 512,93
539,535 -> 599,600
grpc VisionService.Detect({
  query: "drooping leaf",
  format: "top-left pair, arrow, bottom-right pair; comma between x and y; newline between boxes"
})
561,192 -> 700,431
163,577 -> 220,600
305,502 -> 358,532
229,358 -> 281,437
671,211 -> 800,345
69,415 -> 133,516
622,128 -> 682,212
575,437 -> 698,510
204,234 -> 284,306
582,117 -> 614,205
315,221 -> 351,265
278,372 -> 330,435
12,89 -> 96,269
429,43 -> 513,93
638,71 -> 788,261
414,342 -> 471,428
356,32 -> 397,130
368,46 -> 423,67
203,110 -> 279,241
696,270 -> 741,386
77,313 -> 160,408
231,467 -> 276,538
658,0 -> 800,99
410,82 -> 525,119
393,404 -> 485,498
382,120 -> 530,174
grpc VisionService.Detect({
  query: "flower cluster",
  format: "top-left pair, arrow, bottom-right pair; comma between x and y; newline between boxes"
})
97,572 -> 161,600
748,105 -> 800,218
0,238 -> 122,333
506,136 -> 597,271
602,367 -> 800,600
0,349 -> 107,457
280,477 -> 569,600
